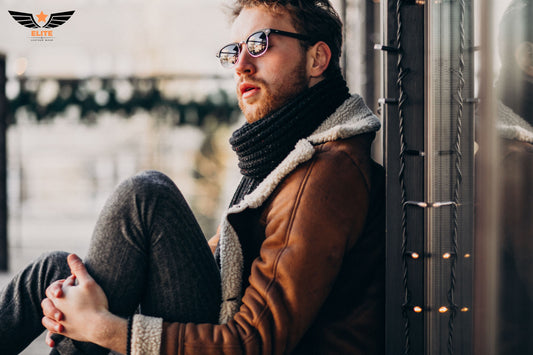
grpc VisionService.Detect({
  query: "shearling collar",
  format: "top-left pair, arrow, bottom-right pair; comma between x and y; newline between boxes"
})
217,94 -> 381,324
229,95 -> 380,213
497,100 -> 533,143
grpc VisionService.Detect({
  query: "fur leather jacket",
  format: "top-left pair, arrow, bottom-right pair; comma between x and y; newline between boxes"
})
130,95 -> 386,354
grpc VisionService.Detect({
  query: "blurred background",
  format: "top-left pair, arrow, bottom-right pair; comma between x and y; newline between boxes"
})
0,1 -> 245,352
0,0 -> 241,275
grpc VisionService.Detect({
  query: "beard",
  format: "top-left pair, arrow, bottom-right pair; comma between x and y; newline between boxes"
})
237,61 -> 309,123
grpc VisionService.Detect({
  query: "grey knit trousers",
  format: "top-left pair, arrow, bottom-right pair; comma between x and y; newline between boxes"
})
0,170 -> 222,354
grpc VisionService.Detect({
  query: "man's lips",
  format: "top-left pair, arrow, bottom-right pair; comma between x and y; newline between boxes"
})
239,82 -> 260,99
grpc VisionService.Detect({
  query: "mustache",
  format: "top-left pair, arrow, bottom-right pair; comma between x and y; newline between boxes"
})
237,77 -> 266,89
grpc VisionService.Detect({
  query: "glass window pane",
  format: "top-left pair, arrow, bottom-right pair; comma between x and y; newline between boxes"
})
476,0 -> 533,353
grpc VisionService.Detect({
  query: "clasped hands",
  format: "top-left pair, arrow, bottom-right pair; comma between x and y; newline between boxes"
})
40,254 -> 111,348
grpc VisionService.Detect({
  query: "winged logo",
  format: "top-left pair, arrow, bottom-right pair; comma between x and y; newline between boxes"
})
8,10 -> 75,29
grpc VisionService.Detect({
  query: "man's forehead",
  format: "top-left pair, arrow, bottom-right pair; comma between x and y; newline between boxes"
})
230,6 -> 296,41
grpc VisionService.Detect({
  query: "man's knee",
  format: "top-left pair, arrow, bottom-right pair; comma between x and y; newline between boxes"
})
101,170 -> 185,225
36,251 -> 71,274
126,170 -> 179,198
132,170 -> 171,184
37,251 -> 69,265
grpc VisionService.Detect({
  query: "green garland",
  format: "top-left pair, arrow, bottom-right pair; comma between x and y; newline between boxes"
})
7,77 -> 240,128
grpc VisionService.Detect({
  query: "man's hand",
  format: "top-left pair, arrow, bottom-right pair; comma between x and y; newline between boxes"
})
41,254 -> 111,345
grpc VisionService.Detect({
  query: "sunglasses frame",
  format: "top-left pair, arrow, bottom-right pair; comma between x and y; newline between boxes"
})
216,28 -> 313,68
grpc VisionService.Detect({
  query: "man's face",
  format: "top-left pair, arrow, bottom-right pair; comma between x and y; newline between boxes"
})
231,7 -> 311,123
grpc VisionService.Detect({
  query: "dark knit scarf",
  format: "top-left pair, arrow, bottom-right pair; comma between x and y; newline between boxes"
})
228,74 -> 350,207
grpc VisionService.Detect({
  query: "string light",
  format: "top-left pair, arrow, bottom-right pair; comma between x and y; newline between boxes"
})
413,306 -> 423,313
15,57 -> 28,76
443,253 -> 451,259
461,307 -> 469,312
439,307 -> 448,313
411,252 -> 420,259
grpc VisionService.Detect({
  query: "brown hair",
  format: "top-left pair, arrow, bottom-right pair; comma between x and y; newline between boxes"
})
231,0 -> 343,77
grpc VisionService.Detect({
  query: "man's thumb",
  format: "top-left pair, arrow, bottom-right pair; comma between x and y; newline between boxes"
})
67,254 -> 93,284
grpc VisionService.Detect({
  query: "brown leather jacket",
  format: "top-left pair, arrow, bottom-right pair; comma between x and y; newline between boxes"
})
130,95 -> 385,354
158,133 -> 385,354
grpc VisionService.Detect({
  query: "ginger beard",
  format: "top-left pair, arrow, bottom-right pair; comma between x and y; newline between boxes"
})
237,56 -> 309,123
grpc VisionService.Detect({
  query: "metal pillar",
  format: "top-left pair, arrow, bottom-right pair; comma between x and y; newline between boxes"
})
474,1 -> 499,353
363,0 -> 380,112
382,1 -> 426,353
381,0 -> 474,353
0,54 -> 7,271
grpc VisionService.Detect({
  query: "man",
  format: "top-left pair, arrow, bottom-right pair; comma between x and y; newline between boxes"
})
2,1 -> 385,354
494,0 -> 533,352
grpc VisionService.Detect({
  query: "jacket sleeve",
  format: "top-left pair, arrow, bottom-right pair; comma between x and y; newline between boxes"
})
132,148 -> 372,354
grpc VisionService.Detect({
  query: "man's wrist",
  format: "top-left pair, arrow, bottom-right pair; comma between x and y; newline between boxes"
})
91,311 -> 128,354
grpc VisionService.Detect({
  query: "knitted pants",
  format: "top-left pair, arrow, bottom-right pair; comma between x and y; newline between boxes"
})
0,170 -> 222,354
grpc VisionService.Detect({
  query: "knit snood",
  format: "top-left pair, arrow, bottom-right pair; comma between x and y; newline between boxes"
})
228,74 -> 350,207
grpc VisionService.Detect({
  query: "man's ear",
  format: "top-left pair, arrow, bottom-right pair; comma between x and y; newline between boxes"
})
515,41 -> 533,77
306,41 -> 332,79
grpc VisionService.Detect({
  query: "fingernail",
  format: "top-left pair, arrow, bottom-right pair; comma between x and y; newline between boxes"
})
54,312 -> 61,320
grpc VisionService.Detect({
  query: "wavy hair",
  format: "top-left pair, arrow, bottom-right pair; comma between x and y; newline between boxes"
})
230,0 -> 343,77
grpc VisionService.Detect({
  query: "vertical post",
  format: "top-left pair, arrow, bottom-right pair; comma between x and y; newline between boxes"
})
0,54 -> 7,271
366,0 -> 382,164
342,0 -> 379,111
383,0 -> 475,353
340,0 -> 348,78
425,0 -> 474,353
474,0 -> 499,353
383,1 -> 425,354
364,0 -> 379,112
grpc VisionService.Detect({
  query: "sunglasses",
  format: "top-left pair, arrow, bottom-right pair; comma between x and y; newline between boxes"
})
216,28 -> 312,69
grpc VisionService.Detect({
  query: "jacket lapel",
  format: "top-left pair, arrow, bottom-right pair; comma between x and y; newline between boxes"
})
217,94 -> 381,323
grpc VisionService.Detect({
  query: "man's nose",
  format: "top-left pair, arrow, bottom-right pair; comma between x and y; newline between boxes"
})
235,45 -> 256,76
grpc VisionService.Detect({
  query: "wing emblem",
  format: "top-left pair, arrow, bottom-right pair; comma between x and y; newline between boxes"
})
8,10 -> 75,29
8,11 -> 40,29
43,11 -> 75,28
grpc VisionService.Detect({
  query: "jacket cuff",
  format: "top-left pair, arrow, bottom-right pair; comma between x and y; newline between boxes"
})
131,314 -> 163,355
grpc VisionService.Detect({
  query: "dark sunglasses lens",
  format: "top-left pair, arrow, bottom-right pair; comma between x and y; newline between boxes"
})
247,31 -> 268,56
219,44 -> 240,68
